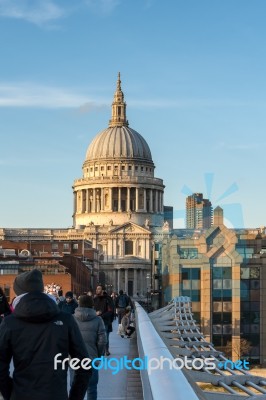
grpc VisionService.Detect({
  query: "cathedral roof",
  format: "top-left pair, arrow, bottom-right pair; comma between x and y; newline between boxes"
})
86,125 -> 152,162
85,73 -> 153,164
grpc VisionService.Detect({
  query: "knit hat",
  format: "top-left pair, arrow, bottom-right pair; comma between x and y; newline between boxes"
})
13,269 -> 44,296
65,291 -> 74,299
78,295 -> 94,308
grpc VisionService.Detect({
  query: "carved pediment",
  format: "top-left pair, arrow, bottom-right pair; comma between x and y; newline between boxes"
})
108,222 -> 151,235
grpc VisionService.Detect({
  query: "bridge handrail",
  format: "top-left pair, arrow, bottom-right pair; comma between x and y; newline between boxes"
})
135,301 -> 200,400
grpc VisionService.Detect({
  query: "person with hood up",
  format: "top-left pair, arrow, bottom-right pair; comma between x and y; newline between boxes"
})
74,295 -> 107,400
0,269 -> 91,400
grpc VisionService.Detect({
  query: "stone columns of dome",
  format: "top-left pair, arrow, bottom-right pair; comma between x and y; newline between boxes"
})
73,191 -> 77,215
110,188 -> 113,212
136,187 -> 139,211
125,269 -> 128,293
155,190 -> 158,213
96,190 -> 100,212
143,188 -> 147,212
161,191 -> 164,212
101,188 -> 104,211
133,268 -> 137,295
77,190 -> 81,213
85,189 -> 89,213
127,187 -> 130,211
92,189 -> 96,212
150,189 -> 153,213
81,190 -> 85,213
118,187 -> 122,212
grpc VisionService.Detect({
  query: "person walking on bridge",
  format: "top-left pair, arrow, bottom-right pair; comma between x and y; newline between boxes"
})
0,269 -> 91,400
115,289 -> 130,324
93,285 -> 113,356
74,295 -> 107,400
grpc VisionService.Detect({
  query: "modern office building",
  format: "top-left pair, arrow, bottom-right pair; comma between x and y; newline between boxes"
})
186,193 -> 213,229
160,206 -> 266,365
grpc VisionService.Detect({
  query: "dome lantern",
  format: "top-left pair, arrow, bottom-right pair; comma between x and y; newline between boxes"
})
109,72 -> 129,128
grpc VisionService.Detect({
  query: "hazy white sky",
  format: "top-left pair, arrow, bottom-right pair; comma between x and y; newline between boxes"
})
0,0 -> 266,229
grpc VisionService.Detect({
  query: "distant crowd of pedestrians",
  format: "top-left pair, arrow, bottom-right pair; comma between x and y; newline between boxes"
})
0,271 -> 135,400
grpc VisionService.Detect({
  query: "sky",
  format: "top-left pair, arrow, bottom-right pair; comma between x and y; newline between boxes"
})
0,0 -> 266,229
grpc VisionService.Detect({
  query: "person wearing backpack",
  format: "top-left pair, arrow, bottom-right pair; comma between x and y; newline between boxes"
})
115,290 -> 129,324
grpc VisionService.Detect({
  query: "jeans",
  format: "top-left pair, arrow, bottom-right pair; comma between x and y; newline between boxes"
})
69,367 -> 98,400
86,368 -> 99,400
117,308 -> 125,324
104,324 -> 110,352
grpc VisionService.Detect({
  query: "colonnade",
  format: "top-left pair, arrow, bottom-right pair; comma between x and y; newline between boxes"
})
74,187 -> 164,214
111,268 -> 149,295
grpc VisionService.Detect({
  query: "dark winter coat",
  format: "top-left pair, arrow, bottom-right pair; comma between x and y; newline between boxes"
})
115,293 -> 129,309
0,292 -> 91,400
93,295 -> 113,331
58,298 -> 78,314
0,294 -> 11,324
74,307 -> 107,360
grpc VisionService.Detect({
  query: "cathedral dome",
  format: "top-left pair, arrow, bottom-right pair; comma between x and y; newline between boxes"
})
85,125 -> 153,162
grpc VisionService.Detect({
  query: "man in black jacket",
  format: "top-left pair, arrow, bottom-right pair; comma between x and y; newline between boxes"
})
0,269 -> 91,400
93,285 -> 113,356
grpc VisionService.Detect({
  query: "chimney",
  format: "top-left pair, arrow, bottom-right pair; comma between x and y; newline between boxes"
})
213,206 -> 223,226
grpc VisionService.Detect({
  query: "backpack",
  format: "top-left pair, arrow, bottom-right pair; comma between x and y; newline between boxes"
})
118,294 -> 129,308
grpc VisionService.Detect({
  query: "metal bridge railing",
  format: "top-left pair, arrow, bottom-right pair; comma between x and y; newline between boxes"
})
146,296 -> 266,400
135,301 -> 202,400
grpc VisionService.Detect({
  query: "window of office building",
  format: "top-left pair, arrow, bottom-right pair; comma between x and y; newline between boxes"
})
212,266 -> 232,350
181,267 -> 201,301
212,267 -> 232,301
236,246 -> 254,260
240,266 -> 260,363
179,248 -> 198,259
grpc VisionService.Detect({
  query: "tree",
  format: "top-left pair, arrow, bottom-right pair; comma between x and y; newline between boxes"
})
224,338 -> 252,359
